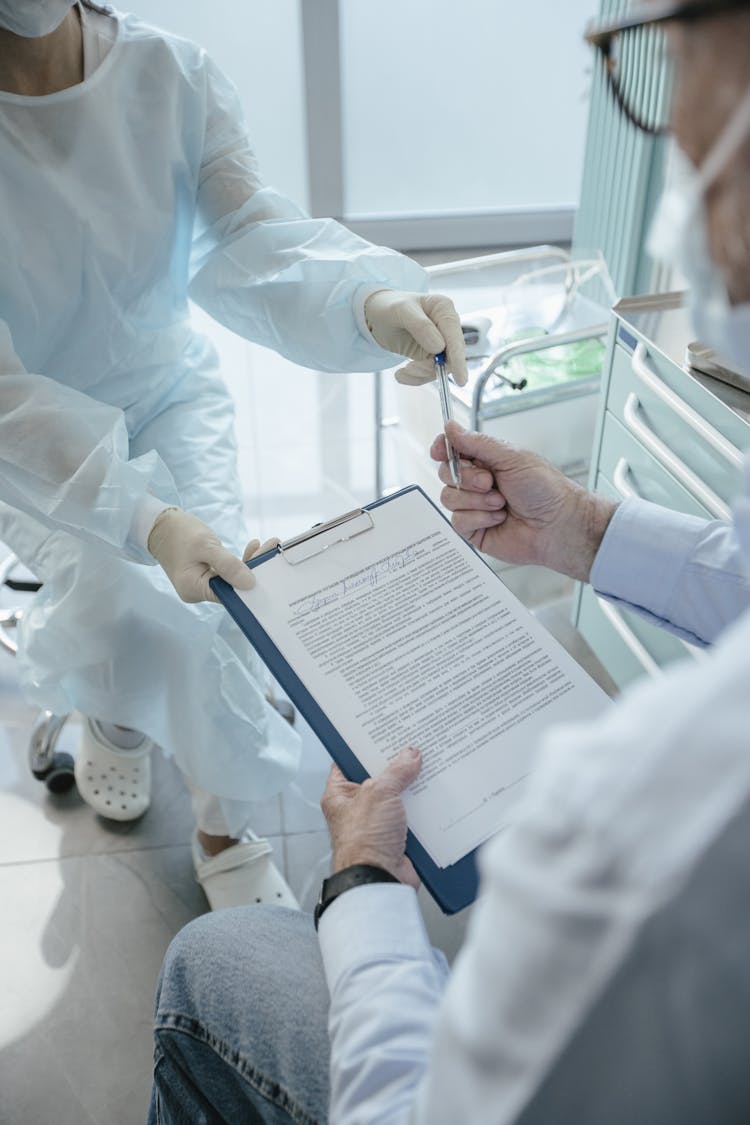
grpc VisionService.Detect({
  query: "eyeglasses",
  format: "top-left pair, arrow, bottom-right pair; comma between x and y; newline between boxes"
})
584,0 -> 750,136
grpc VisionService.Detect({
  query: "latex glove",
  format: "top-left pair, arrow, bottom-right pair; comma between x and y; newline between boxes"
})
321,746 -> 422,887
147,508 -> 255,604
430,421 -> 618,582
364,290 -> 468,386
243,536 -> 281,562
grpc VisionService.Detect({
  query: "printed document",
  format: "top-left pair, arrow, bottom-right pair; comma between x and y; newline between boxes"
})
239,489 -> 609,868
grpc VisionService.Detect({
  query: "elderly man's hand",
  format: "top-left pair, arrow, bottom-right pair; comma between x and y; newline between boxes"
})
431,421 -> 618,583
321,747 -> 422,888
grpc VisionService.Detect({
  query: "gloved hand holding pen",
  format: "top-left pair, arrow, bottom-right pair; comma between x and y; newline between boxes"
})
364,290 -> 468,387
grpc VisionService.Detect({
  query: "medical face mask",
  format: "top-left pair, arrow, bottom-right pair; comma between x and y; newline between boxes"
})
647,87 -> 750,376
0,0 -> 76,38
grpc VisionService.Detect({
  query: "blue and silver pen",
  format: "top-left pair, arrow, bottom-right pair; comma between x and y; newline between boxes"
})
434,351 -> 462,488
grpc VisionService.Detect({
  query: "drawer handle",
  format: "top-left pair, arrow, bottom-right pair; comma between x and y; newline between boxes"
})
595,595 -> 663,678
623,392 -> 731,519
632,344 -> 744,469
613,457 -> 638,499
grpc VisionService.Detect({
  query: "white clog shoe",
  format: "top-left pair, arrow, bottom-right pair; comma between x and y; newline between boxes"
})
192,831 -> 299,911
74,719 -> 152,821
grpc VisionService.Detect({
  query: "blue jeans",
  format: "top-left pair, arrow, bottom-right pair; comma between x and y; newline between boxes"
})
149,907 -> 330,1124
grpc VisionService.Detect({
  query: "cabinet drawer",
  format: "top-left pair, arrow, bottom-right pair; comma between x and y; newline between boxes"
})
598,412 -> 712,518
611,337 -> 750,449
608,342 -> 747,516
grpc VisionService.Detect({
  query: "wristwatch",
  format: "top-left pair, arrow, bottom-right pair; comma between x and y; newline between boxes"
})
313,863 -> 399,930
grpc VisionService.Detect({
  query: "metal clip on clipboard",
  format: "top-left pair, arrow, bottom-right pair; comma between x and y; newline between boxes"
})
278,507 -> 375,565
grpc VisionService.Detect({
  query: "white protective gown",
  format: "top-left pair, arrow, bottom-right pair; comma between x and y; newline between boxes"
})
0,5 -> 427,831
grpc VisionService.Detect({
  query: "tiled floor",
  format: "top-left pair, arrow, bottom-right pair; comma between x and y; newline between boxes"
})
0,316 -> 614,1124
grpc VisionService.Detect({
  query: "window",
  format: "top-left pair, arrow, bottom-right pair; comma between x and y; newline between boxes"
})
136,0 -> 595,250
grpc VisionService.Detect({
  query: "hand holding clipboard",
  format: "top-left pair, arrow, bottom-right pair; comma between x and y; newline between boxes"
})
212,487 -> 608,913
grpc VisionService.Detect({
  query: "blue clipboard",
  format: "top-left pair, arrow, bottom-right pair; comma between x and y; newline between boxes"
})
210,485 -> 479,914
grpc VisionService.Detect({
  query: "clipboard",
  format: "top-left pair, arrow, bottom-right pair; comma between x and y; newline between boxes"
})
211,486 -> 479,914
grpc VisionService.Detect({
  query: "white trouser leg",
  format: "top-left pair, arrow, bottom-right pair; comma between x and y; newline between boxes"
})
187,780 -> 233,838
93,720 -> 147,749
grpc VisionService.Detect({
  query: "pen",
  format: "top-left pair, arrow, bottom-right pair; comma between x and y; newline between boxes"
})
434,351 -> 462,488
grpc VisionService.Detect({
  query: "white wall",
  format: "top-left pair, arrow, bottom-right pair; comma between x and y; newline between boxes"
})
130,0 -> 310,208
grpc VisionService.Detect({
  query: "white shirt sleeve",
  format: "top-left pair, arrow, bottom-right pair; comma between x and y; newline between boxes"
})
188,56 -> 427,374
318,883 -> 449,1124
590,497 -> 750,645
318,607 -> 750,1124
0,320 -> 177,562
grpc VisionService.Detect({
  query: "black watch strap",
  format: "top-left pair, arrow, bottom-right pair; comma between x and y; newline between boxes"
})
314,864 -> 399,930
